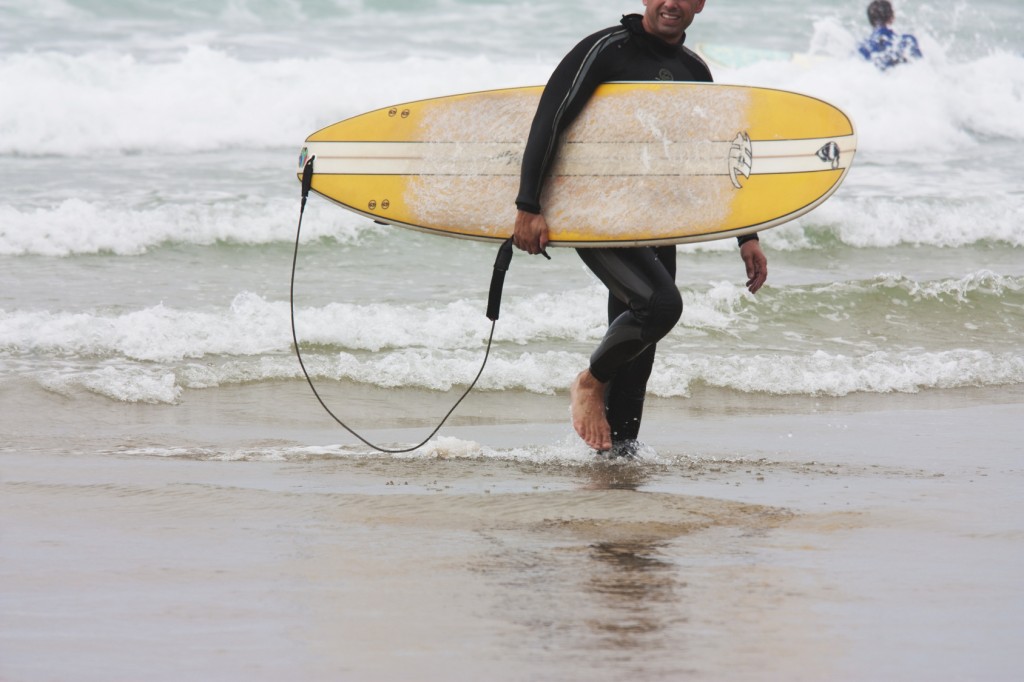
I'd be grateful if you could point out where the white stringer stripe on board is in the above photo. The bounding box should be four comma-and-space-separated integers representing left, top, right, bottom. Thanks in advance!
304, 136, 856, 177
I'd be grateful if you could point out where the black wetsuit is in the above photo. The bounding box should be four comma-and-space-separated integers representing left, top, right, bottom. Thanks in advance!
516, 14, 757, 448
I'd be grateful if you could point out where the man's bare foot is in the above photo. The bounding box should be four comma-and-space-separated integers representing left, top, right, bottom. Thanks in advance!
570, 370, 611, 451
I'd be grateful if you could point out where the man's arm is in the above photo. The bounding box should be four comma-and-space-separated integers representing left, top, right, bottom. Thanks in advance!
513, 209, 550, 255
514, 28, 627, 253
740, 239, 768, 293
902, 33, 922, 60
516, 30, 625, 213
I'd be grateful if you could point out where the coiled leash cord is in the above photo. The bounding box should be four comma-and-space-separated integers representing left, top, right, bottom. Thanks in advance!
289, 156, 514, 453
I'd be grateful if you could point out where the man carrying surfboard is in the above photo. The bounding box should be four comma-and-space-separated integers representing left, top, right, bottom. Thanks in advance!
512, 0, 768, 454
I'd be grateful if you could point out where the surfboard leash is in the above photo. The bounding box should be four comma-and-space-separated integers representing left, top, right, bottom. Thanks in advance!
290, 156, 510, 454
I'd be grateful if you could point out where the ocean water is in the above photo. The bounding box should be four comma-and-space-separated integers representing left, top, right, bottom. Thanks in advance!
4, 3, 1024, 681
1, 0, 1022, 447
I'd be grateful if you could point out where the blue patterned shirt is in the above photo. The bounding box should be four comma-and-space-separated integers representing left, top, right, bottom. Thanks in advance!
859, 26, 922, 70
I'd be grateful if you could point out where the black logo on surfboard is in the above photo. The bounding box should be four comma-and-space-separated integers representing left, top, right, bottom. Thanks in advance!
817, 141, 841, 169
729, 132, 753, 189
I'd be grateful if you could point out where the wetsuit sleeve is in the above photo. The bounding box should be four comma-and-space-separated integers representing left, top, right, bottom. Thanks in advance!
515, 31, 624, 214
903, 34, 922, 59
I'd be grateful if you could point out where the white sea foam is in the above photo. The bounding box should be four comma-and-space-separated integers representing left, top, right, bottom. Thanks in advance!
38, 364, 182, 403
16, 342, 1023, 405
872, 270, 1023, 300
119, 435, 610, 466
655, 349, 1024, 397
0, 196, 375, 256
3, 271, 1019, 363
0, 295, 285, 363
3, 271, 1021, 403
0, 48, 551, 157
1, 24, 1020, 159
0, 187, 1016, 256
789, 194, 1024, 248
723, 48, 1024, 154
0, 283, 763, 365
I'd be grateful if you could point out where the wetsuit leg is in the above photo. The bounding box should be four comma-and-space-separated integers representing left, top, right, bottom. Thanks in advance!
599, 246, 678, 445
576, 246, 681, 423
604, 313, 655, 442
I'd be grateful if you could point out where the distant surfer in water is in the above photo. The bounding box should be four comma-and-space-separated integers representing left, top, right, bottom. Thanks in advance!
858, 0, 922, 70
512, 0, 768, 455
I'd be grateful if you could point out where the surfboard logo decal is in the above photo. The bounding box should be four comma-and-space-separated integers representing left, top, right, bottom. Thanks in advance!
817, 141, 841, 169
298, 146, 309, 170
729, 132, 753, 189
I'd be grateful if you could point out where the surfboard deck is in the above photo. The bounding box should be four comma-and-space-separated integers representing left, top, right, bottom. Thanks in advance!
298, 82, 856, 247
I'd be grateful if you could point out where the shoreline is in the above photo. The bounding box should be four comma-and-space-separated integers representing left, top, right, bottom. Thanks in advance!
3, 378, 1021, 453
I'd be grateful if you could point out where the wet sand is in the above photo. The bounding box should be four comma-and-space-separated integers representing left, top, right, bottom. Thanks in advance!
2, 383, 1023, 681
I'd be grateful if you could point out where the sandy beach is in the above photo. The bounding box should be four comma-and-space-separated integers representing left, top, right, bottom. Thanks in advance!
3, 383, 1022, 681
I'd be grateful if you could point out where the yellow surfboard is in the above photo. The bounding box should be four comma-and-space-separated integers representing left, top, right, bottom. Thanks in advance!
298, 82, 856, 246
